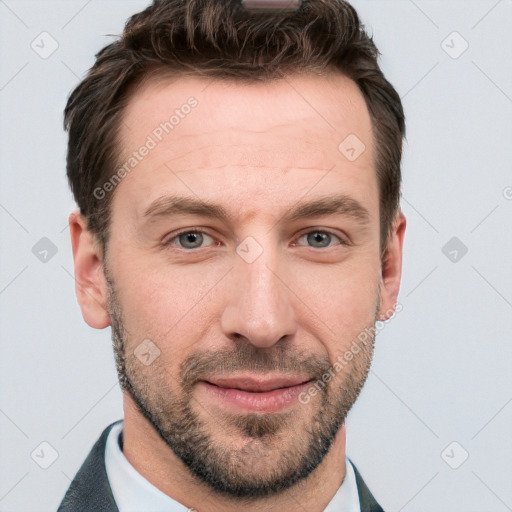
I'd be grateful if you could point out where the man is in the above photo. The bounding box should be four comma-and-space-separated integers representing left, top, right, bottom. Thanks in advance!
58, 0, 406, 510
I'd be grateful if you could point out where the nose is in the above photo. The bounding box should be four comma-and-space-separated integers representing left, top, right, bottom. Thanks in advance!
220, 243, 298, 349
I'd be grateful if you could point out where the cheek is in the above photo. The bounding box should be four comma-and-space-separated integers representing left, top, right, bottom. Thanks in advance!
112, 255, 227, 354
289, 254, 380, 355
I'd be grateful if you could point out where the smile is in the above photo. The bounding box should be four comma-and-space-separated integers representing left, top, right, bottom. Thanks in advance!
198, 374, 313, 412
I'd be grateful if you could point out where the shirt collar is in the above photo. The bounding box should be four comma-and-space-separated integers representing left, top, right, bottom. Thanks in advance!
105, 420, 361, 512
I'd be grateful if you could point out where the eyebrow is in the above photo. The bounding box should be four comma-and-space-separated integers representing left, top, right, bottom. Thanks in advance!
142, 193, 370, 225
143, 195, 230, 222
285, 195, 370, 224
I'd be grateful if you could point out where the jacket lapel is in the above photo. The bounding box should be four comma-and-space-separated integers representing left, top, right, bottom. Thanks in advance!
57, 422, 120, 512
351, 462, 385, 512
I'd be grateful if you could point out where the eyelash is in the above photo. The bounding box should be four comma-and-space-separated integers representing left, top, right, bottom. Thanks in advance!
163, 228, 348, 250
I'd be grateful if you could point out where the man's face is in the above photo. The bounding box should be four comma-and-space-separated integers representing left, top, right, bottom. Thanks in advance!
93, 72, 398, 497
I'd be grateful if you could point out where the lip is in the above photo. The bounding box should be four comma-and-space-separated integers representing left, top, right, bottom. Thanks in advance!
198, 374, 313, 412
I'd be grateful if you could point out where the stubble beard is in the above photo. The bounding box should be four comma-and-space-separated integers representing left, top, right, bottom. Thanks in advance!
106, 277, 377, 499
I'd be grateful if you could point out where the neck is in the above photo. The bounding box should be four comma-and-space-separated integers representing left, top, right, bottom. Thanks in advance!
122, 393, 348, 512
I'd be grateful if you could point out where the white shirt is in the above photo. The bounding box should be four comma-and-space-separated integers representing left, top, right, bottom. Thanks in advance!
105, 420, 361, 511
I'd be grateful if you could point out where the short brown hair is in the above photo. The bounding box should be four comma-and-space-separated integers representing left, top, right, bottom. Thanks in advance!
65, 0, 405, 253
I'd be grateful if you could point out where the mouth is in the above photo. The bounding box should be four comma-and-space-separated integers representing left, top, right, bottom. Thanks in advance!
198, 374, 314, 412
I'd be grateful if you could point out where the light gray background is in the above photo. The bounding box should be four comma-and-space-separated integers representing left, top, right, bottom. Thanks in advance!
1, 1, 511, 510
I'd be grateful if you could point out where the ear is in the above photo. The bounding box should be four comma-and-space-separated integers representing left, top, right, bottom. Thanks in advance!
378, 211, 406, 321
69, 210, 111, 329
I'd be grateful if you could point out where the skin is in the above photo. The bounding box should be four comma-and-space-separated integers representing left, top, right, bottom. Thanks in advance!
69, 72, 406, 512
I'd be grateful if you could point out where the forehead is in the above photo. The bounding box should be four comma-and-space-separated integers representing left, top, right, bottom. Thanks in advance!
114, 72, 376, 221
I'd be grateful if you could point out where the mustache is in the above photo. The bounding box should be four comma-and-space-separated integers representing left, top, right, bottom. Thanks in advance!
179, 343, 332, 388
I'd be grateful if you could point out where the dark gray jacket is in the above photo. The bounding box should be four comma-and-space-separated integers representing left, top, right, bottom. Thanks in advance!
58, 422, 384, 512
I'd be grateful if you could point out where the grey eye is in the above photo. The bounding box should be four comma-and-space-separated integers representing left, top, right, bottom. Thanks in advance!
178, 232, 205, 249
305, 232, 333, 248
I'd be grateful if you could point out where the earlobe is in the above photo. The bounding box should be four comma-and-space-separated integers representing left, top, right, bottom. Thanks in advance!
378, 212, 406, 321
69, 210, 111, 329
